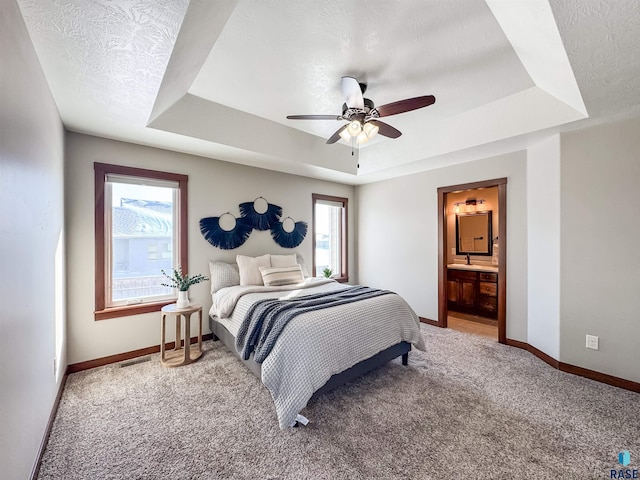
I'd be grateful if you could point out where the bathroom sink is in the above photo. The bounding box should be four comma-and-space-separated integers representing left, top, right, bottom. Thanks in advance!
447, 264, 498, 273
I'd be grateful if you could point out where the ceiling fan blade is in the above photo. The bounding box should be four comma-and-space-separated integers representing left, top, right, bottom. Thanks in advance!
341, 76, 364, 110
369, 120, 402, 139
287, 115, 342, 120
376, 95, 436, 117
327, 125, 348, 144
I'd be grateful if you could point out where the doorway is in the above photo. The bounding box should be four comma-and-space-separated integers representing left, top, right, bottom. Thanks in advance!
437, 178, 507, 343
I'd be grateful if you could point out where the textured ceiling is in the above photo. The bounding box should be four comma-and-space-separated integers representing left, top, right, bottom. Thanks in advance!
17, 0, 189, 125
191, 0, 532, 141
550, 0, 640, 120
15, 0, 640, 184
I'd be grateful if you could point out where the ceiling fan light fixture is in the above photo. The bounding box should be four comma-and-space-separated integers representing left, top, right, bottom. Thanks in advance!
356, 122, 379, 144
347, 120, 362, 136
356, 131, 369, 144
339, 128, 352, 143
363, 122, 379, 139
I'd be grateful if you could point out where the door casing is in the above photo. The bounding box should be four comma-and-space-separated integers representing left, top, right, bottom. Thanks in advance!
437, 178, 507, 343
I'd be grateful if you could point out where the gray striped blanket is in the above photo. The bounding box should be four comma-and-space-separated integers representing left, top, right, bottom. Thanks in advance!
235, 286, 392, 363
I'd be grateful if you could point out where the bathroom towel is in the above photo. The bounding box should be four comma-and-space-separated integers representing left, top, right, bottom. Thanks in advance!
460, 237, 474, 251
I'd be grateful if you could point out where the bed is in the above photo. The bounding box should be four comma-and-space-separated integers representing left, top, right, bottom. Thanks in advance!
208, 254, 426, 429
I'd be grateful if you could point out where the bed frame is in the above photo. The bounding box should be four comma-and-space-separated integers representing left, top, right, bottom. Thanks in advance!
209, 316, 411, 401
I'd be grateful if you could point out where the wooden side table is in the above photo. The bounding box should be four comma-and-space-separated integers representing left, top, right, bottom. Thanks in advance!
160, 303, 203, 367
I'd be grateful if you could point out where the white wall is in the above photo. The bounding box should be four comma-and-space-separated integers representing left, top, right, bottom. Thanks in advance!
527, 134, 560, 358
0, 1, 66, 478
560, 116, 640, 382
65, 133, 355, 364
356, 151, 528, 342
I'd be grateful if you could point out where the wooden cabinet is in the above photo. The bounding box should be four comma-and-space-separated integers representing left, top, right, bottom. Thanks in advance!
447, 269, 498, 319
447, 270, 476, 308
478, 272, 497, 316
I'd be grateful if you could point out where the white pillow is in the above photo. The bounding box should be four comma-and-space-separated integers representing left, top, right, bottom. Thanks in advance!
271, 253, 310, 278
208, 261, 240, 294
236, 254, 271, 286
259, 265, 305, 287
270, 254, 297, 268
295, 254, 310, 278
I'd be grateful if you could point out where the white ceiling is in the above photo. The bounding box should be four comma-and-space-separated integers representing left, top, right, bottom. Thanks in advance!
16, 0, 640, 185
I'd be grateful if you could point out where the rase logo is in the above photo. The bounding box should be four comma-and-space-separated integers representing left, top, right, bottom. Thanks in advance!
610, 451, 638, 479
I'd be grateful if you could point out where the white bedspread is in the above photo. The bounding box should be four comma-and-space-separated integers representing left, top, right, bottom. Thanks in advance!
210, 281, 426, 429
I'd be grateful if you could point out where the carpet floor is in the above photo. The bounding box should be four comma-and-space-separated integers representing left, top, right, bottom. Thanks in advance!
38, 324, 639, 479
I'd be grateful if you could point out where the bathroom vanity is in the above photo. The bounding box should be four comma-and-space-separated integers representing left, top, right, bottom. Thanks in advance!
447, 264, 498, 319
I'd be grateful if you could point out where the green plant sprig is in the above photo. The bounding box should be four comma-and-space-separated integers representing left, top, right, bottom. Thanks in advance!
161, 266, 209, 291
322, 267, 333, 278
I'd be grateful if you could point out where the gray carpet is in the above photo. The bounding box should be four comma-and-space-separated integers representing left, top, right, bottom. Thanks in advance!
38, 324, 639, 479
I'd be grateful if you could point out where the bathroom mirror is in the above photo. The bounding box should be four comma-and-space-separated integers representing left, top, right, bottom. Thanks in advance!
456, 211, 492, 255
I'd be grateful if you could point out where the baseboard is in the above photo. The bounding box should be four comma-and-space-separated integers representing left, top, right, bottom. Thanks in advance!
505, 339, 560, 369
506, 338, 639, 394
559, 362, 640, 393
68, 333, 214, 373
30, 372, 68, 480
419, 316, 439, 326
420, 323, 631, 390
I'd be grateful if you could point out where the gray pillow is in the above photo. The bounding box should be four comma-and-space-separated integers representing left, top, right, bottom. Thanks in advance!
209, 260, 240, 294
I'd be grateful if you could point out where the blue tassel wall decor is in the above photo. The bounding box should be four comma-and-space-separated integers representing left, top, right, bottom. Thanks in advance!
239, 197, 282, 230
270, 217, 307, 248
199, 214, 253, 250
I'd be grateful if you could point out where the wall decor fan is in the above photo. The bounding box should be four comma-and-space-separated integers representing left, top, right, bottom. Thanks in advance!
286, 76, 435, 145
199, 197, 308, 250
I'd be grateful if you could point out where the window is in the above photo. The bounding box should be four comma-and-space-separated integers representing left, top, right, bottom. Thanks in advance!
161, 242, 172, 260
94, 163, 188, 320
147, 243, 159, 261
312, 194, 348, 282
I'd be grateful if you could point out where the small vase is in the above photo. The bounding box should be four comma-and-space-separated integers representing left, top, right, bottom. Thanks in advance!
176, 290, 190, 309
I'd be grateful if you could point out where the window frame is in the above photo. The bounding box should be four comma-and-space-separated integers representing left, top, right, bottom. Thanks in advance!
312, 193, 348, 283
94, 162, 188, 320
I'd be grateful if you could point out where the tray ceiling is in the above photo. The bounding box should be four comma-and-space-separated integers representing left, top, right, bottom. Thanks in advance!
16, 0, 640, 184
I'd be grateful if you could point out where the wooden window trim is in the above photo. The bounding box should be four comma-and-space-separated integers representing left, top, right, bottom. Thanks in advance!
94, 163, 188, 320
312, 193, 349, 282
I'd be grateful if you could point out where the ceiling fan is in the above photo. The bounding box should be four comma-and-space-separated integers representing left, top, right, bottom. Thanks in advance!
286, 76, 436, 145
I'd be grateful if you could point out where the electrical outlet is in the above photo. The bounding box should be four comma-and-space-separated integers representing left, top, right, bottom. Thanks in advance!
586, 335, 599, 350
451, 247, 456, 256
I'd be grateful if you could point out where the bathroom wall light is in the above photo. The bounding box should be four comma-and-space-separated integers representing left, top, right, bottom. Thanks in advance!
453, 199, 486, 214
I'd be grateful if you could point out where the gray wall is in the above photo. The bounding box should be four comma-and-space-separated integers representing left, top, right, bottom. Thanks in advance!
560, 116, 640, 382
65, 132, 355, 364
0, 1, 66, 478
356, 151, 528, 342
358, 117, 640, 384
527, 134, 561, 358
